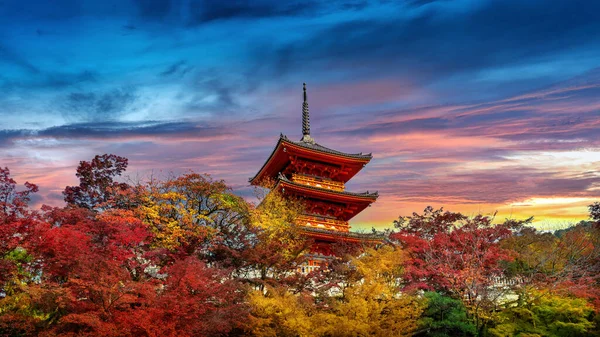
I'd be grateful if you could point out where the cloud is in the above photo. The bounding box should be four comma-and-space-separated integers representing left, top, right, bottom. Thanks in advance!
0, 44, 39, 74
0, 120, 234, 148
262, 0, 600, 91
1, 0, 600, 228
159, 60, 192, 77
133, 0, 172, 20
187, 0, 309, 24
61, 88, 137, 122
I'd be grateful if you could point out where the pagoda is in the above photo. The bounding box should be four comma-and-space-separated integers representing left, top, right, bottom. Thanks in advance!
250, 84, 379, 267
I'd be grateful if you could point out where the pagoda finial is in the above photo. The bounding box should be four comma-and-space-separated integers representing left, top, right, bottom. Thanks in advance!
301, 83, 315, 144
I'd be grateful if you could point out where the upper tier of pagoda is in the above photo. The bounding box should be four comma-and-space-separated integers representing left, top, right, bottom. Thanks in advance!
249, 83, 378, 228
249, 134, 373, 186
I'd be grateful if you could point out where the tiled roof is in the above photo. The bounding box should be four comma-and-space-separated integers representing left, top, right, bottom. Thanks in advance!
277, 173, 379, 199
280, 134, 373, 160
249, 134, 373, 183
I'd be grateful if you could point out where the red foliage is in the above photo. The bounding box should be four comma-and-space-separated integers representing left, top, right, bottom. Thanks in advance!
17, 207, 246, 336
391, 207, 524, 295
0, 167, 38, 285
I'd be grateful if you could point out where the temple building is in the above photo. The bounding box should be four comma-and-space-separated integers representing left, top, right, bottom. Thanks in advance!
250, 84, 380, 270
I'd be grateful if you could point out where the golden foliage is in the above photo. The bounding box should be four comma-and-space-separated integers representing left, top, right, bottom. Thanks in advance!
248, 247, 424, 337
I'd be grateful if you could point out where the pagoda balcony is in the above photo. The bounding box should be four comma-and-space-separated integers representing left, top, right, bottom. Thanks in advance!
296, 214, 350, 232
296, 256, 330, 274
290, 173, 345, 191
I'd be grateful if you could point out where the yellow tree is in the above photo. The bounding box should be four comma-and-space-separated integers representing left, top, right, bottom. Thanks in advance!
313, 246, 424, 337
247, 246, 424, 337
135, 172, 249, 255
243, 189, 312, 290
247, 287, 315, 337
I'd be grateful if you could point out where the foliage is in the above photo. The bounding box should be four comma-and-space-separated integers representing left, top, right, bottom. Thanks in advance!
243, 191, 311, 290
134, 172, 246, 254
248, 246, 424, 337
391, 207, 531, 333
0, 167, 38, 225
589, 202, 600, 226
313, 247, 424, 337
502, 223, 600, 312
489, 290, 595, 337
416, 292, 476, 337
247, 287, 314, 337
0, 167, 38, 301
63, 154, 130, 210
2, 156, 600, 336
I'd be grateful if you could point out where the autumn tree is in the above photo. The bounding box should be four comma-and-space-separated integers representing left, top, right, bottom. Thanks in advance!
489, 289, 596, 337
502, 223, 600, 312
63, 154, 130, 210
247, 286, 315, 337
241, 190, 312, 290
248, 246, 424, 337
1, 207, 249, 336
2, 162, 251, 336
0, 167, 38, 310
0, 167, 38, 225
391, 207, 530, 334
133, 172, 249, 257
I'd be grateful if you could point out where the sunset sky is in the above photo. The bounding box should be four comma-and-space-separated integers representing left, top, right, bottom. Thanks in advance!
1, 0, 600, 230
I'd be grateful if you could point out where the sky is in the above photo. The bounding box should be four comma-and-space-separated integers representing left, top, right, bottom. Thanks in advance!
1, 0, 600, 230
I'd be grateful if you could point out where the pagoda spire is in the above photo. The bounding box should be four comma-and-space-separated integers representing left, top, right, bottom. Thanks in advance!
301, 83, 315, 144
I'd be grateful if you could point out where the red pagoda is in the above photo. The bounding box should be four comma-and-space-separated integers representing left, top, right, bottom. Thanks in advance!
250, 84, 380, 268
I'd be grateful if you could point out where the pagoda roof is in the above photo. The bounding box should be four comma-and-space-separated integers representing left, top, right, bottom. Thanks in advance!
249, 134, 372, 185
276, 173, 379, 200
275, 173, 377, 221
280, 134, 373, 160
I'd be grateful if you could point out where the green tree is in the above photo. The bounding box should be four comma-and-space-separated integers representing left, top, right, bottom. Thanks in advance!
489, 290, 595, 337
417, 292, 476, 337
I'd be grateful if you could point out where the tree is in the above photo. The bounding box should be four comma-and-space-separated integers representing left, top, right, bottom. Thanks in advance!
248, 246, 424, 337
313, 246, 424, 337
502, 224, 600, 312
489, 290, 596, 337
247, 286, 315, 337
0, 167, 38, 225
133, 257, 248, 337
0, 167, 38, 302
2, 207, 249, 336
391, 207, 530, 334
589, 202, 600, 226
135, 172, 249, 256
63, 154, 130, 210
242, 190, 311, 291
416, 292, 476, 337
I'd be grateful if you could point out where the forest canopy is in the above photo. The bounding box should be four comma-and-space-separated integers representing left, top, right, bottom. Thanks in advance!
0, 154, 599, 337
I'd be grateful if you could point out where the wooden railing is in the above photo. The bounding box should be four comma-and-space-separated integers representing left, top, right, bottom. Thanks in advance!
291, 173, 345, 191
296, 255, 333, 274
296, 214, 350, 232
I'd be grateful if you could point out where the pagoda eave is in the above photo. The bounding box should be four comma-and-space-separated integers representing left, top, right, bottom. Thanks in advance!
275, 177, 377, 221
249, 135, 372, 185
277, 178, 378, 202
